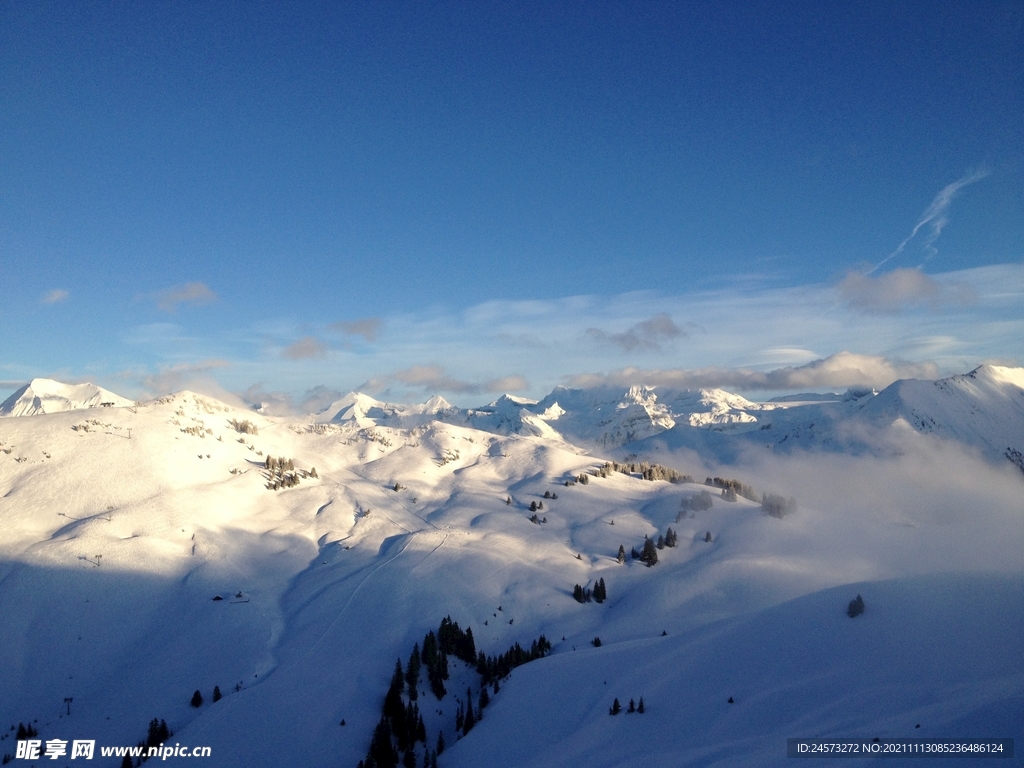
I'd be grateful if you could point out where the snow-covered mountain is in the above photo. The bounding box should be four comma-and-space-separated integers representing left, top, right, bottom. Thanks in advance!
0, 378, 134, 417
1, 374, 1021, 767
299, 365, 1024, 472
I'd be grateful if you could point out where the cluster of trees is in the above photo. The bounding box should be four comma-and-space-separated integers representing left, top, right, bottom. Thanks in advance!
680, 490, 714, 515
228, 418, 258, 435
706, 477, 758, 501
263, 456, 318, 491
542, 490, 558, 499
365, 660, 429, 768
572, 578, 607, 603
529, 500, 544, 512
359, 616, 552, 768
761, 494, 797, 519
593, 461, 693, 484
609, 697, 646, 715
14, 723, 38, 740
627, 528, 678, 566
528, 514, 547, 524
114, 718, 172, 767
188, 686, 223, 707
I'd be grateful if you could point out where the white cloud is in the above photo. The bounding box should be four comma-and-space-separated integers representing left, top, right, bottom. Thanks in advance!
283, 337, 329, 360
565, 352, 940, 392
155, 282, 218, 312
329, 317, 382, 342
42, 289, 69, 305
138, 359, 235, 400
872, 169, 989, 272
837, 268, 975, 313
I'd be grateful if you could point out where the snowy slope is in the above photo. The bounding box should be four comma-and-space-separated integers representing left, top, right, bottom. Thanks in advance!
0, 382, 1022, 767
0, 378, 134, 417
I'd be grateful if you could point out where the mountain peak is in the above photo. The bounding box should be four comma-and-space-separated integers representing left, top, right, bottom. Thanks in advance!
0, 378, 133, 417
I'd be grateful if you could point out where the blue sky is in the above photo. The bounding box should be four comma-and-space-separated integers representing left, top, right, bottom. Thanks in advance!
1, 1, 1022, 408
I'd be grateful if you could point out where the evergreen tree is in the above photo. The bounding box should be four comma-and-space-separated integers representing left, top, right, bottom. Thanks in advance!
369, 716, 398, 768
406, 644, 421, 701
530, 501, 537, 512
403, 750, 416, 768
212, 685, 222, 702
479, 686, 490, 710
847, 594, 865, 618
617, 544, 626, 563
463, 688, 476, 734
627, 698, 635, 713
436, 731, 445, 756
609, 698, 621, 715
190, 689, 203, 708
637, 697, 645, 713
640, 536, 658, 566
657, 534, 665, 549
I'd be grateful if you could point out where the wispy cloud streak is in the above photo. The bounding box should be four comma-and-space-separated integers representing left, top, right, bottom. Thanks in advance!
871, 169, 989, 274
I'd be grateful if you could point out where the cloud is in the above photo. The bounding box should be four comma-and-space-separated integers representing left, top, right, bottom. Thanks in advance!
565, 352, 940, 392
329, 317, 382, 342
238, 383, 344, 416
586, 313, 684, 352
139, 359, 234, 400
484, 375, 529, 392
42, 289, 69, 305
838, 268, 976, 313
872, 169, 989, 272
299, 385, 345, 413
156, 282, 218, 312
283, 337, 329, 360
360, 365, 529, 397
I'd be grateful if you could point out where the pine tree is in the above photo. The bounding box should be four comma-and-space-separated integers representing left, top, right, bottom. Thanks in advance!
617, 545, 626, 563
190, 689, 203, 708
406, 644, 421, 701
479, 686, 490, 710
637, 697, 645, 713
847, 594, 865, 618
436, 731, 445, 756
369, 715, 398, 768
463, 688, 477, 734
640, 536, 658, 566
609, 698, 621, 715
627, 698, 635, 713
212, 685, 222, 702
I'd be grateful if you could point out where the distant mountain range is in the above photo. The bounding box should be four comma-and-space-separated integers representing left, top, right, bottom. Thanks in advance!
5, 364, 1023, 471
306, 364, 1024, 470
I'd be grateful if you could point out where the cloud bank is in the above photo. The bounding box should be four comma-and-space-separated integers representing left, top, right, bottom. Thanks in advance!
837, 268, 975, 313
566, 352, 940, 392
